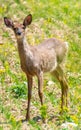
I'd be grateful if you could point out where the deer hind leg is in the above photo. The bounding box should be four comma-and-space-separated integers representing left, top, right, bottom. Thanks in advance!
52, 66, 68, 110
38, 71, 43, 105
57, 66, 68, 108
26, 75, 33, 121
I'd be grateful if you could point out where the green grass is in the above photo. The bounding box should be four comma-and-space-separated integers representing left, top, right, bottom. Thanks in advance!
0, 0, 81, 129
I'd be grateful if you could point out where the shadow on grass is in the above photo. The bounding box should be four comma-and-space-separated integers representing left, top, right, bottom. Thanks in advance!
0, 122, 9, 124
18, 114, 60, 124
20, 116, 42, 123
17, 116, 47, 124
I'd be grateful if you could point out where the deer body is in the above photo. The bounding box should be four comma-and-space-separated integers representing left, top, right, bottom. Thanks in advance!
18, 38, 57, 75
4, 14, 69, 121
17, 37, 67, 75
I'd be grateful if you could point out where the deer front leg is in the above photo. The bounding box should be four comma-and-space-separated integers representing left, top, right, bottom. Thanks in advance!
38, 71, 43, 105
38, 71, 46, 122
26, 75, 33, 121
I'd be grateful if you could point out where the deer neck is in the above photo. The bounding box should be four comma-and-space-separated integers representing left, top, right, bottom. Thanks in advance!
17, 37, 33, 62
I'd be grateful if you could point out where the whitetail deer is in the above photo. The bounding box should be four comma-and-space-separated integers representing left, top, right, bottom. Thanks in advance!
4, 14, 68, 121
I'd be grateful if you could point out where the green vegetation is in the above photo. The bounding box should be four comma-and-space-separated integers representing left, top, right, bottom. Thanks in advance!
0, 0, 81, 129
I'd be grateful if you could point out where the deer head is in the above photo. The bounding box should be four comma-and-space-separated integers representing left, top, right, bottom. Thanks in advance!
4, 14, 32, 40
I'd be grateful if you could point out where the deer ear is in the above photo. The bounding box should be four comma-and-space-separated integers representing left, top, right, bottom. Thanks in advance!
23, 14, 32, 27
4, 17, 14, 28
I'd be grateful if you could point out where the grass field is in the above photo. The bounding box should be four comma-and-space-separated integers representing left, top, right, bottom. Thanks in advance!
0, 0, 81, 129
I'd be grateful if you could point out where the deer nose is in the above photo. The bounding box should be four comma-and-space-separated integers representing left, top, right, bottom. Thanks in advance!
16, 29, 21, 35
17, 32, 21, 35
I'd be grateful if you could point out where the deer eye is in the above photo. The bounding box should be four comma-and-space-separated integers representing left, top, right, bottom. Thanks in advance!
22, 26, 25, 29
13, 27, 17, 31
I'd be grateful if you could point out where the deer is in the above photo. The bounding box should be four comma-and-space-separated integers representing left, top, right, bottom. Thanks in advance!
4, 14, 68, 121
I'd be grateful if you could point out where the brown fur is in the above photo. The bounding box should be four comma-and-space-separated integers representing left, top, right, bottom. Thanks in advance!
4, 14, 69, 121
